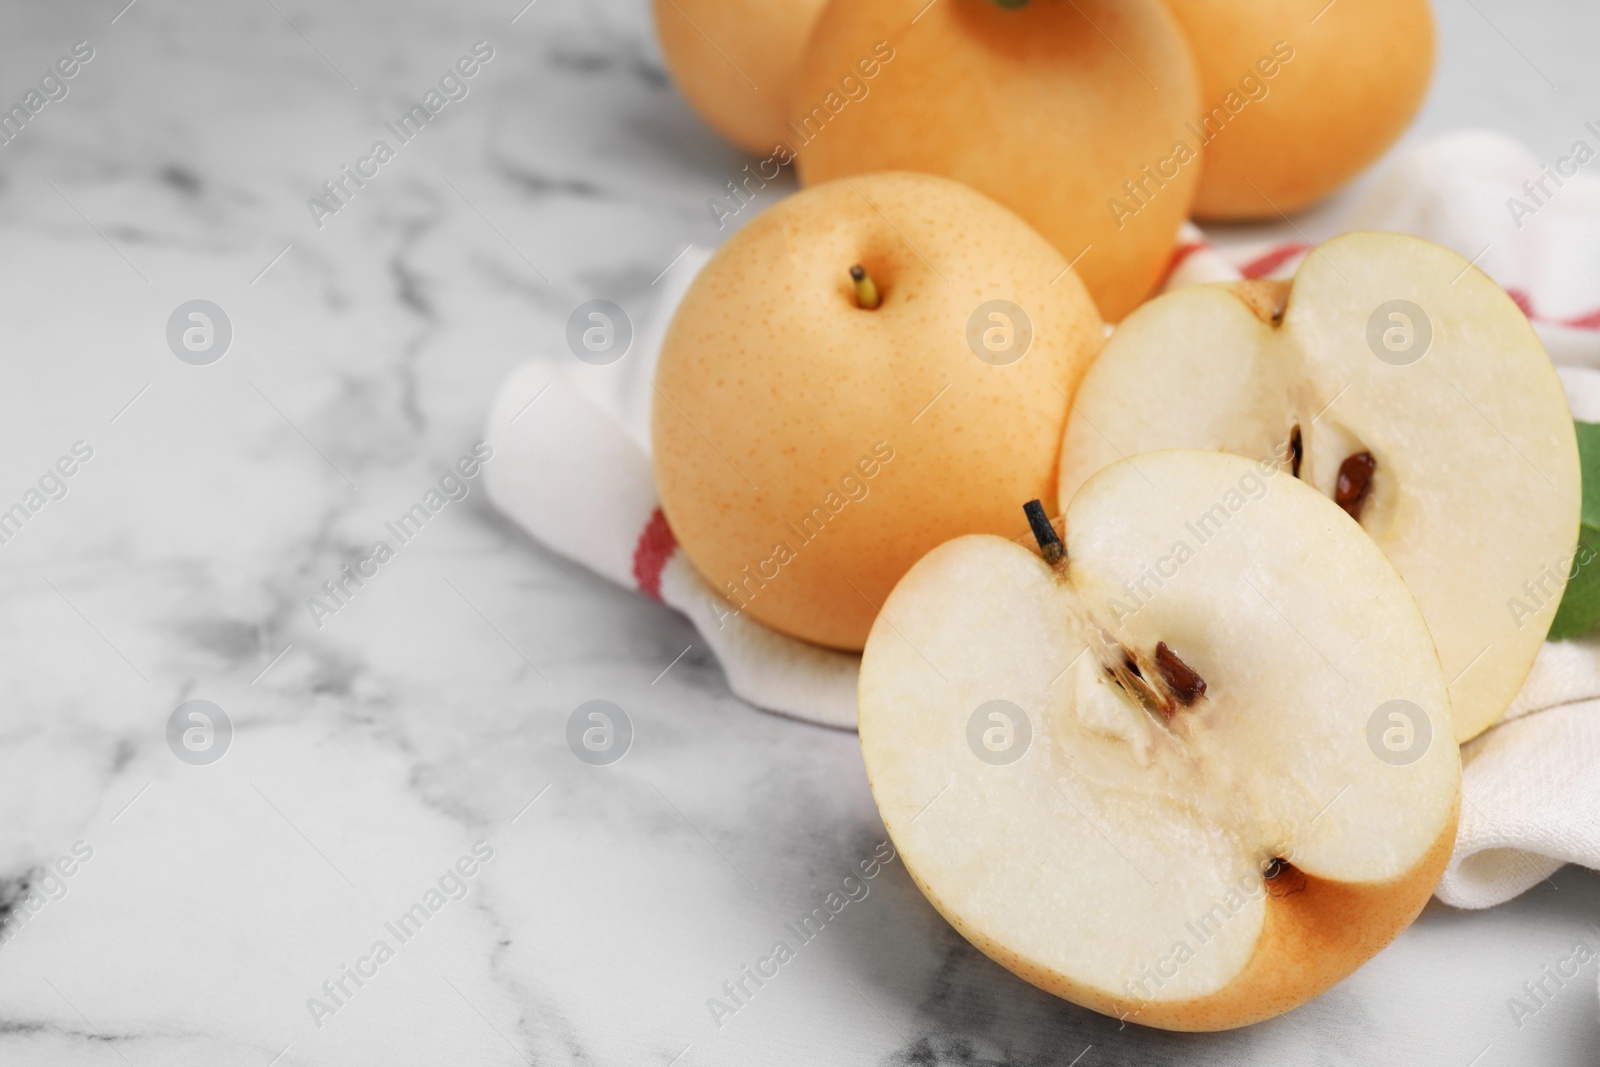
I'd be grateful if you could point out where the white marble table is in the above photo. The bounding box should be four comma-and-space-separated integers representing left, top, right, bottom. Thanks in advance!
0, 1, 1596, 1064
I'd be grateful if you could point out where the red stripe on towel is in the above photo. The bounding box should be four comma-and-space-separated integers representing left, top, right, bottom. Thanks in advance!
1168, 241, 1207, 273
1505, 287, 1535, 319
1180, 237, 1600, 331
1239, 243, 1312, 279
632, 507, 677, 601
1157, 241, 1209, 289
1499, 287, 1600, 330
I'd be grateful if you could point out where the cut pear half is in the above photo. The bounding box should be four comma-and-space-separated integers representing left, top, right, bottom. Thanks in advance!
859, 450, 1460, 1031
1059, 231, 1581, 742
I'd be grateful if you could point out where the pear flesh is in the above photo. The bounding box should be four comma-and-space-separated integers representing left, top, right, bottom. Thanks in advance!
1059, 231, 1581, 742
859, 450, 1460, 1031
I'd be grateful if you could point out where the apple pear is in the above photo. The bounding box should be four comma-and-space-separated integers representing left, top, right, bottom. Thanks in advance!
652, 171, 1103, 650
1166, 0, 1435, 218
1058, 231, 1581, 742
859, 449, 1461, 1030
651, 0, 829, 155
789, 0, 1202, 321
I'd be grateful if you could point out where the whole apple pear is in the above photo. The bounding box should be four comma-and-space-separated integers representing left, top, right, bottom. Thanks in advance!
790, 0, 1202, 321
651, 0, 829, 155
1166, 0, 1436, 218
652, 172, 1103, 650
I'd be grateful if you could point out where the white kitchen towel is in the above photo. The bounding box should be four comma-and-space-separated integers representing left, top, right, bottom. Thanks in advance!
1165, 129, 1600, 368
484, 246, 863, 730
486, 129, 1600, 906
1430, 367, 1600, 912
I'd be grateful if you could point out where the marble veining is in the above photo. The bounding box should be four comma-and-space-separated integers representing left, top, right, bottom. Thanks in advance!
0, 1, 1597, 1065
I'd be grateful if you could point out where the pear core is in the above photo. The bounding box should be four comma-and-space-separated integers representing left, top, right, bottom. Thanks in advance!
1059, 232, 1582, 742
860, 450, 1461, 1030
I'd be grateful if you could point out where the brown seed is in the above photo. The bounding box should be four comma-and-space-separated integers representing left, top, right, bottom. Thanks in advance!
1335, 451, 1377, 521
1154, 641, 1206, 706
1262, 858, 1308, 898
1288, 425, 1303, 478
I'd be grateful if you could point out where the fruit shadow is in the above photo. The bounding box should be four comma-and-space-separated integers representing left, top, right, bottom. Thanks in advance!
823, 861, 1600, 1065
820, 856, 1273, 1066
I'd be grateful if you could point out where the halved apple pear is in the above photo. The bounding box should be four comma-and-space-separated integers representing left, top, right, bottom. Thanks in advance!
859, 450, 1460, 1031
1059, 231, 1580, 742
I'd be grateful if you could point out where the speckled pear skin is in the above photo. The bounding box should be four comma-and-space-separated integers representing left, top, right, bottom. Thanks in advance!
652, 172, 1103, 650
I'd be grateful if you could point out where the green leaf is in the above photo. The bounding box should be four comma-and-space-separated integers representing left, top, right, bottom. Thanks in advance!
1548, 525, 1600, 640
1549, 421, 1600, 640
1576, 421, 1600, 529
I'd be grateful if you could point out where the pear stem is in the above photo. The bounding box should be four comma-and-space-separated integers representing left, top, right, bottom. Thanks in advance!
1022, 499, 1064, 565
849, 264, 880, 310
